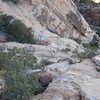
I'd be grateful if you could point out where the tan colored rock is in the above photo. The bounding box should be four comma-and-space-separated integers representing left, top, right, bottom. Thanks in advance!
32, 59, 100, 100
0, 0, 95, 43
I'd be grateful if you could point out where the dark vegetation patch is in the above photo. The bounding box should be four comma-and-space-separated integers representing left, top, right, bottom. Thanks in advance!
0, 48, 47, 100
0, 13, 36, 44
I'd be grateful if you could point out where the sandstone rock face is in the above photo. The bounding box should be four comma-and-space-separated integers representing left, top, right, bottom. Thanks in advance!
0, 0, 95, 43
32, 59, 100, 100
0, 0, 99, 100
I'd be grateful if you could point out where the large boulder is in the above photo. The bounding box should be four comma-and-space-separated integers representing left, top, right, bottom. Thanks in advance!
32, 59, 100, 100
0, 0, 95, 43
92, 55, 100, 66
0, 39, 84, 63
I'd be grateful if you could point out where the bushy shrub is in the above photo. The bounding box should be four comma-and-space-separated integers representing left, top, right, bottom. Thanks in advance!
0, 13, 36, 44
82, 35, 99, 51
2, 0, 19, 4
5, 20, 35, 44
0, 14, 12, 31
0, 48, 44, 100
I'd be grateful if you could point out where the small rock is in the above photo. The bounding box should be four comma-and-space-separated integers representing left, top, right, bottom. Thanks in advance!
92, 55, 100, 66
38, 73, 52, 86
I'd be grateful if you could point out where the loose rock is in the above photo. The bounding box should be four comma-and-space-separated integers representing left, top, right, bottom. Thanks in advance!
38, 73, 52, 86
92, 55, 100, 66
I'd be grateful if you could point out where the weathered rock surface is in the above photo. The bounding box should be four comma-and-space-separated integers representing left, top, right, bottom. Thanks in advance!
0, 0, 95, 43
32, 59, 100, 100
0, 0, 99, 100
92, 55, 100, 71
0, 40, 84, 63
92, 55, 100, 66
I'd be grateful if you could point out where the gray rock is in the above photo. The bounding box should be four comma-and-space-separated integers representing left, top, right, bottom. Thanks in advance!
0, 0, 99, 100
32, 59, 100, 100
92, 55, 100, 66
38, 73, 52, 86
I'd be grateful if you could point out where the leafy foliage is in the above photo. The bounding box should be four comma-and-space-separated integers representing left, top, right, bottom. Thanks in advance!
0, 48, 44, 100
0, 13, 36, 44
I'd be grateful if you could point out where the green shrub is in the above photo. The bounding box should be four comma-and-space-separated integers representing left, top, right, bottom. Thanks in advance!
82, 35, 99, 51
0, 48, 37, 70
0, 13, 36, 44
0, 48, 44, 100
